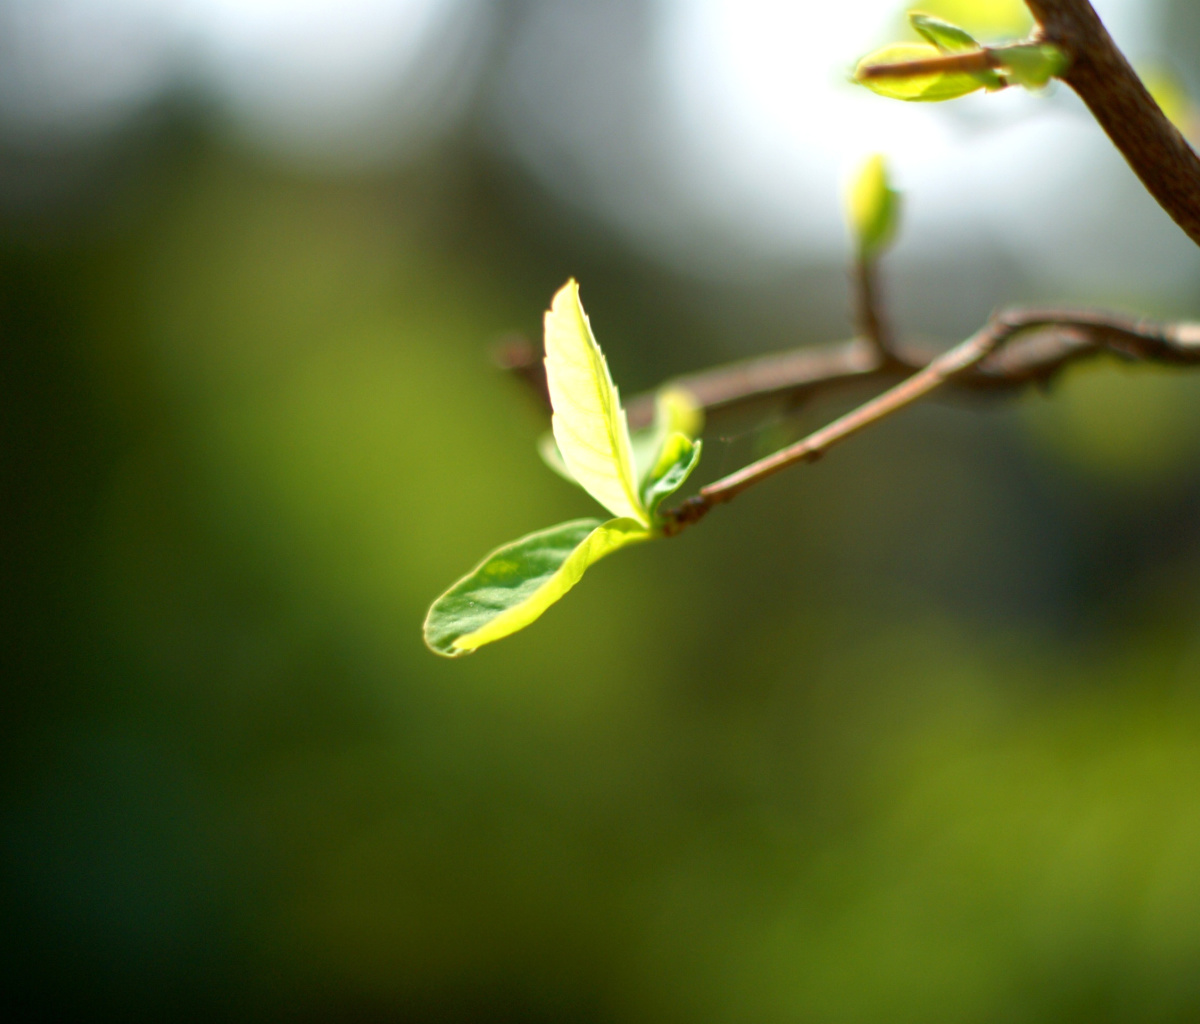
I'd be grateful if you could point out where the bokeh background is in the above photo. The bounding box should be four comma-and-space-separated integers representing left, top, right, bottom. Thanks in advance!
7, 0, 1200, 1020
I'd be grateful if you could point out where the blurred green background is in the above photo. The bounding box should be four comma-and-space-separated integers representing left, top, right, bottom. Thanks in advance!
6, 0, 1200, 1020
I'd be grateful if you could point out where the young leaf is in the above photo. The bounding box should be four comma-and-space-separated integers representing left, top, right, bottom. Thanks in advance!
424, 517, 652, 657
855, 43, 985, 102
630, 386, 704, 484
642, 434, 703, 519
847, 154, 901, 260
997, 43, 1069, 89
544, 280, 649, 527
910, 12, 1004, 90
543, 385, 704, 492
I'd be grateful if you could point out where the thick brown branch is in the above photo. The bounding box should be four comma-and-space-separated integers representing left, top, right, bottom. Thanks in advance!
625, 337, 881, 429
1025, 0, 1200, 248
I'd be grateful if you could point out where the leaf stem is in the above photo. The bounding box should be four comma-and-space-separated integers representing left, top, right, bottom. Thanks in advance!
857, 49, 1001, 81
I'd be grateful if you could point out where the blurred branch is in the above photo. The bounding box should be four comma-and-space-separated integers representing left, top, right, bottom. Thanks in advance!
660, 308, 1200, 535
853, 252, 899, 365
498, 309, 1200, 427
1024, 0, 1200, 247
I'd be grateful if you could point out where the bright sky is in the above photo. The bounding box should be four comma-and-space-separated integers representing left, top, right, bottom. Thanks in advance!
1, 0, 1192, 291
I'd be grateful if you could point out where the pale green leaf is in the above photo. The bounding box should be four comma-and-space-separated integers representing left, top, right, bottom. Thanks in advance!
910, 12, 979, 52
910, 11, 1003, 89
847, 154, 901, 259
856, 42, 985, 102
424, 517, 652, 656
544, 280, 648, 526
642, 434, 703, 519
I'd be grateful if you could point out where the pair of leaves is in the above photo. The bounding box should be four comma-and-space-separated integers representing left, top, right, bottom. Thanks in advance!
425, 280, 703, 657
856, 11, 1068, 103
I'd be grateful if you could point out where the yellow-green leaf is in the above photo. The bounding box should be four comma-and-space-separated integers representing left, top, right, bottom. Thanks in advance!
910, 11, 979, 52
544, 279, 648, 527
630, 385, 704, 484
856, 42, 985, 102
847, 154, 901, 259
642, 434, 703, 518
910, 11, 1004, 90
424, 517, 652, 656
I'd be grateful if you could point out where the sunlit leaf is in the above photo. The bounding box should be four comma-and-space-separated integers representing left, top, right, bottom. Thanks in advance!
642, 434, 703, 519
424, 517, 652, 656
855, 43, 985, 102
544, 384, 703, 495
544, 279, 649, 527
998, 43, 1069, 89
847, 154, 901, 259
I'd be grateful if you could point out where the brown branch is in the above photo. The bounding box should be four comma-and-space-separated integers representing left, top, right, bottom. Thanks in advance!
499, 309, 1200, 428
660, 308, 1200, 535
624, 337, 881, 430
1024, 0, 1200, 248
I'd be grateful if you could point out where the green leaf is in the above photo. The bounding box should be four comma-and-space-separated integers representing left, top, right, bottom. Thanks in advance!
630, 385, 704, 483
998, 43, 1069, 89
910, 11, 1003, 90
543, 279, 649, 527
847, 154, 901, 260
855, 43, 985, 102
642, 434, 703, 519
424, 517, 653, 657
909, 11, 979, 52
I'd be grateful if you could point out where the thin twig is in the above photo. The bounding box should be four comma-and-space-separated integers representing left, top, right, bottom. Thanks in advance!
662, 318, 1010, 534
660, 309, 1200, 535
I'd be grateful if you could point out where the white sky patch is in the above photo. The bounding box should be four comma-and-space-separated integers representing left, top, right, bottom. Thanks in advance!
653, 0, 1176, 283
182, 0, 482, 163
0, 0, 479, 163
